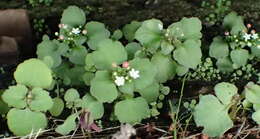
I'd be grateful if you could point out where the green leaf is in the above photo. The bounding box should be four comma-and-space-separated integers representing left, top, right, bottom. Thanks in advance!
14, 59, 53, 89
125, 42, 141, 60
0, 90, 10, 114
114, 97, 150, 123
49, 97, 64, 117
90, 71, 118, 103
81, 94, 104, 119
223, 12, 246, 35
253, 111, 260, 125
37, 39, 66, 68
130, 58, 157, 90
118, 82, 134, 95
111, 29, 123, 40
209, 37, 229, 59
168, 17, 202, 41
29, 88, 53, 112
176, 64, 189, 76
123, 21, 141, 42
214, 82, 238, 105
244, 82, 260, 104
230, 49, 249, 68
64, 88, 80, 102
151, 53, 177, 83
92, 39, 127, 70
194, 95, 233, 137
251, 45, 260, 58
85, 21, 110, 50
55, 113, 78, 135
83, 72, 95, 86
7, 108, 47, 136
137, 82, 159, 103
216, 57, 234, 73
161, 40, 174, 55
135, 19, 163, 52
61, 6, 86, 27
173, 40, 202, 69
2, 84, 27, 109
68, 46, 88, 65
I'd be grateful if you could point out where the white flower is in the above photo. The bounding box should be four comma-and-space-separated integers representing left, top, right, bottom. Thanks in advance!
243, 33, 251, 41
252, 33, 259, 39
158, 23, 163, 30
114, 76, 125, 86
257, 45, 260, 49
129, 69, 140, 79
63, 24, 68, 29
71, 28, 81, 35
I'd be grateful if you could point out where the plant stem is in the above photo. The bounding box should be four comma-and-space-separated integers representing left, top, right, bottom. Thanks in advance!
173, 74, 187, 139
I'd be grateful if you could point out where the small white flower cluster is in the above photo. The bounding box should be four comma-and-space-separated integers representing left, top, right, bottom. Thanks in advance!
225, 24, 260, 49
113, 62, 140, 86
55, 24, 87, 41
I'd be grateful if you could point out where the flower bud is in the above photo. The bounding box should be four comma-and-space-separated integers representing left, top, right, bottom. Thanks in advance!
122, 61, 129, 68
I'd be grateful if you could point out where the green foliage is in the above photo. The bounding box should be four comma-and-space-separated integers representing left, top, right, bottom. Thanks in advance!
223, 12, 246, 35
81, 94, 104, 119
194, 95, 233, 137
7, 108, 47, 136
114, 97, 150, 124
91, 39, 127, 70
123, 21, 141, 42
29, 88, 53, 112
90, 71, 118, 103
14, 59, 53, 89
85, 21, 110, 50
61, 6, 86, 27
49, 97, 64, 117
209, 37, 229, 59
194, 82, 238, 137
55, 113, 78, 135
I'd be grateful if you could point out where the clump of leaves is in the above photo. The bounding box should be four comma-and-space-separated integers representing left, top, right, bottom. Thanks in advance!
193, 82, 239, 137
1, 59, 53, 136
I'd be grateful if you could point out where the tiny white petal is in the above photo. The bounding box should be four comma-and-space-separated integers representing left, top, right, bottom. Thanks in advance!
257, 45, 260, 49
129, 69, 140, 79
63, 24, 68, 29
243, 33, 251, 41
114, 76, 125, 86
71, 28, 81, 35
252, 33, 259, 39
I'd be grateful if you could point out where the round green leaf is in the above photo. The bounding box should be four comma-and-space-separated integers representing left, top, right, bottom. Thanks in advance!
61, 6, 86, 27
137, 82, 159, 103
83, 72, 95, 86
85, 21, 110, 50
135, 19, 163, 52
81, 94, 104, 119
176, 64, 189, 76
29, 88, 53, 112
2, 84, 27, 109
90, 71, 118, 103
194, 95, 233, 137
125, 42, 141, 60
123, 21, 141, 42
214, 82, 238, 105
168, 17, 202, 41
92, 39, 127, 70
216, 57, 234, 73
55, 113, 78, 135
49, 97, 64, 117
68, 46, 88, 65
130, 58, 157, 90
209, 37, 229, 59
14, 59, 53, 89
151, 53, 177, 83
223, 12, 246, 35
111, 29, 123, 40
7, 108, 47, 136
173, 40, 202, 69
64, 88, 80, 102
230, 49, 249, 68
114, 97, 150, 123
118, 82, 134, 95
252, 110, 260, 125
244, 82, 260, 104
